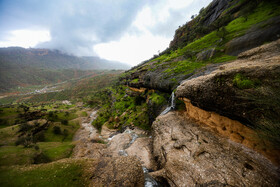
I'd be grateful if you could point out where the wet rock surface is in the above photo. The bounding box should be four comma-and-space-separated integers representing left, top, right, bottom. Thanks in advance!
126, 137, 156, 170
151, 111, 280, 186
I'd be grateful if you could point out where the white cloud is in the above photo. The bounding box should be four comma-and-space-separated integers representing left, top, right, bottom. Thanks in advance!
0, 29, 50, 48
94, 33, 170, 66
0, 0, 213, 65
94, 0, 212, 66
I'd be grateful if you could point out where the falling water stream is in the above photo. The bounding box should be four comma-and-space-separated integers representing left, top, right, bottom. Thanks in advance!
160, 91, 175, 115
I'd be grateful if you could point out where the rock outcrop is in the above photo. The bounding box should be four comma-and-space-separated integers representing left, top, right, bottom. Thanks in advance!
225, 16, 280, 55
176, 40, 280, 164
88, 156, 144, 187
151, 111, 280, 186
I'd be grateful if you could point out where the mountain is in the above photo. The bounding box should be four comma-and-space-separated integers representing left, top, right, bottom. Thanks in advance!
0, 47, 130, 70
0, 47, 130, 92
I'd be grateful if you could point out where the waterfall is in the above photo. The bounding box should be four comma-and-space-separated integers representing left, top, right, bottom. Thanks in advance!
160, 91, 175, 115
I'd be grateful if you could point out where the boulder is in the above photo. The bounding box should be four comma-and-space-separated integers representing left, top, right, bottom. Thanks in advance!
151, 112, 280, 186
196, 48, 216, 61
89, 156, 145, 186
126, 137, 156, 170
106, 133, 132, 157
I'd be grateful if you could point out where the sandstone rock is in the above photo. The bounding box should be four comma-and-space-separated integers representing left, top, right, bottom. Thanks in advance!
152, 112, 280, 186
126, 137, 156, 170
89, 156, 144, 187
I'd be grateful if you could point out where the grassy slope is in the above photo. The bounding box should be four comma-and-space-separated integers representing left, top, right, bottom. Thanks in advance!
122, 1, 280, 90
0, 159, 88, 187
0, 70, 122, 105
0, 103, 82, 166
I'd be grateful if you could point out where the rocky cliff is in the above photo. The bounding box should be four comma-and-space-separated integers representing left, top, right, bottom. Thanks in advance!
176, 40, 280, 164
115, 0, 280, 186
72, 0, 280, 186
146, 40, 280, 185
120, 0, 280, 93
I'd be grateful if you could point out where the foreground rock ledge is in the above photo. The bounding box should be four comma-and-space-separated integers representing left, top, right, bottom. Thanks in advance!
176, 39, 280, 164
151, 111, 280, 186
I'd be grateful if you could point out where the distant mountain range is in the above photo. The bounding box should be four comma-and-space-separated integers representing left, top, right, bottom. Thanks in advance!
0, 47, 131, 92
0, 47, 130, 70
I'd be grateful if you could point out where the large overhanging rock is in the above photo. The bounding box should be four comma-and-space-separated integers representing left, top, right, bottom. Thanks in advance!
176, 40, 280, 156
151, 112, 280, 186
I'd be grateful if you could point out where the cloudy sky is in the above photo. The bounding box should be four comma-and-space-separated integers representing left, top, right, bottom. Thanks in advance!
0, 0, 212, 66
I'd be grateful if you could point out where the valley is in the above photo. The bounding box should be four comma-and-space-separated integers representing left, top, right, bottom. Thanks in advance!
0, 0, 280, 186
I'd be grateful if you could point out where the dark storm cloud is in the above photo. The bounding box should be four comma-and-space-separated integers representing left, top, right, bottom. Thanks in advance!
0, 0, 212, 56
0, 0, 150, 55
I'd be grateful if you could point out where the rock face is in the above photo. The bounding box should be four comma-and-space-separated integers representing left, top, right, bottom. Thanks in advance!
176, 40, 280, 162
151, 111, 280, 186
225, 16, 280, 55
196, 48, 216, 61
201, 0, 233, 26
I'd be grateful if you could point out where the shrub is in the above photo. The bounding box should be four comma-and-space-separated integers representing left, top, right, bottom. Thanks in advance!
18, 123, 32, 133
15, 136, 33, 147
216, 26, 228, 40
52, 126, 62, 135
32, 151, 51, 164
61, 119, 68, 125
62, 129, 69, 140
34, 131, 45, 142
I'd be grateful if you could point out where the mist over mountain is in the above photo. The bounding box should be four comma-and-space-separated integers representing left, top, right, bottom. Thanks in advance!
0, 47, 130, 70
0, 47, 130, 92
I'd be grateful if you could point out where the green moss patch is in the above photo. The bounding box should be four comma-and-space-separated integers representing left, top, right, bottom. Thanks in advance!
233, 73, 260, 89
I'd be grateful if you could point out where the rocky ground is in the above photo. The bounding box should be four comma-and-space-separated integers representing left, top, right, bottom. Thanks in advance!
72, 110, 158, 186
151, 111, 279, 186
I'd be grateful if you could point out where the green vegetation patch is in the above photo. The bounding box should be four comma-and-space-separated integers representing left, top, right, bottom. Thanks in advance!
233, 73, 260, 89
211, 55, 237, 63
0, 160, 87, 187
0, 146, 36, 166
149, 92, 166, 105
131, 78, 139, 84
92, 86, 168, 131
38, 142, 74, 161
163, 60, 207, 78
0, 125, 19, 146
44, 120, 79, 142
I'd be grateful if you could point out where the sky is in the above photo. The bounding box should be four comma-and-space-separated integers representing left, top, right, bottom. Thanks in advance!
0, 0, 212, 66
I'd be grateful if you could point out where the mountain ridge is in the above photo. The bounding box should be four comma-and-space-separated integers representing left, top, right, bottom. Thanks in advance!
0, 47, 131, 92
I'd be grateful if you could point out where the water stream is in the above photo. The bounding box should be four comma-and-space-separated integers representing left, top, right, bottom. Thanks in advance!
81, 110, 98, 139
160, 91, 175, 115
